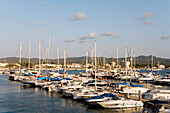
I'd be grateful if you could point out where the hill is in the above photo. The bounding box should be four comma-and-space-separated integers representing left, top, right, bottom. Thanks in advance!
0, 55, 170, 67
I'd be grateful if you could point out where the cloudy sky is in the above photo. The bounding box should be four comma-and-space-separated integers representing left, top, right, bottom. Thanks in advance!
0, 0, 170, 59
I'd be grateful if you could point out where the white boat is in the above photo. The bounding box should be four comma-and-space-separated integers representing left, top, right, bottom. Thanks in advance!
48, 83, 62, 92
98, 98, 143, 109
35, 80, 51, 87
86, 93, 116, 103
143, 89, 170, 100
154, 75, 170, 85
138, 73, 155, 83
123, 87, 149, 94
73, 89, 95, 100
122, 82, 149, 94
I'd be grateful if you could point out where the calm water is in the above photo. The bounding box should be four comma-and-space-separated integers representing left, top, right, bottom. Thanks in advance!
1, 69, 170, 113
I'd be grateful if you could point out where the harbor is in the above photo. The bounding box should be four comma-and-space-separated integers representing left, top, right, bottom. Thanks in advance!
1, 0, 170, 113
0, 67, 169, 113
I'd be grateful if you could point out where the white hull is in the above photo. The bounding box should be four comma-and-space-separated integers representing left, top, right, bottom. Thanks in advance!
98, 100, 143, 109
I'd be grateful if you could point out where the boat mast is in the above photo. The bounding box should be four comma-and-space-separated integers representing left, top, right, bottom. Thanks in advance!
44, 48, 48, 69
103, 50, 105, 69
134, 51, 136, 72
94, 40, 97, 91
28, 41, 31, 70
91, 48, 94, 68
117, 46, 119, 68
97, 50, 99, 70
39, 40, 41, 75
19, 40, 22, 74
47, 33, 51, 64
130, 45, 133, 82
64, 50, 66, 75
125, 46, 127, 81
158, 61, 159, 74
57, 48, 59, 73
152, 52, 153, 72
112, 49, 114, 69
86, 46, 88, 78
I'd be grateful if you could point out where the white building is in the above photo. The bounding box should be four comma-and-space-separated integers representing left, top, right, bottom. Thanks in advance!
0, 63, 8, 67
112, 62, 116, 67
159, 65, 165, 69
67, 63, 82, 68
121, 61, 130, 68
35, 64, 59, 68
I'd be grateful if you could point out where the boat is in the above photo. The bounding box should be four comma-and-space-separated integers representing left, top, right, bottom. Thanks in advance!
73, 88, 96, 100
122, 82, 149, 94
138, 72, 155, 83
143, 89, 170, 100
116, 81, 127, 85
98, 97, 143, 109
86, 93, 116, 103
154, 75, 170, 85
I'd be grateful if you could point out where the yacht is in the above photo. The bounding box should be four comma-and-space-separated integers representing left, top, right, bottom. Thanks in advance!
86, 93, 116, 103
138, 72, 155, 83
143, 89, 170, 100
98, 97, 143, 109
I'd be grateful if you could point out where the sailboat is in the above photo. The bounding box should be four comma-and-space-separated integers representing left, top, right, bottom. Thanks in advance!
9, 40, 24, 81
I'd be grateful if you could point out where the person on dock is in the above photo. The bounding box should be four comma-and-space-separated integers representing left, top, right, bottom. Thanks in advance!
138, 90, 142, 101
125, 93, 128, 99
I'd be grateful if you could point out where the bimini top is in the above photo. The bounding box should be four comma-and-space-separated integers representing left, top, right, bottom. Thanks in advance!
116, 81, 127, 85
130, 82, 143, 87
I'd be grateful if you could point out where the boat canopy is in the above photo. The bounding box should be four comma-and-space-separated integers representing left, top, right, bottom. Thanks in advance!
51, 77, 62, 81
116, 81, 127, 85
86, 93, 116, 100
37, 77, 47, 80
64, 78, 72, 80
130, 82, 143, 87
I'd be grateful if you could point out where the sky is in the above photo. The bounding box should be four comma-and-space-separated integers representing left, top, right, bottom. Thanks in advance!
0, 0, 170, 59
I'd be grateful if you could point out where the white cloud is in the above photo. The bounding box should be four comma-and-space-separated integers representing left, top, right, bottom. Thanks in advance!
37, 1, 44, 5
100, 32, 116, 37
88, 32, 99, 39
143, 21, 152, 25
71, 12, 86, 21
79, 36, 88, 43
64, 38, 76, 43
161, 35, 170, 39
39, 29, 46, 32
79, 36, 86, 40
144, 12, 152, 18
79, 39, 88, 43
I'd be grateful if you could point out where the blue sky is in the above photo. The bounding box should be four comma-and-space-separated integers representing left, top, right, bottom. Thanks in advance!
0, 0, 170, 59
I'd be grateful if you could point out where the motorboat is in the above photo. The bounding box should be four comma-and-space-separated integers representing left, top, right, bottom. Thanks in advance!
86, 93, 116, 103
98, 97, 143, 109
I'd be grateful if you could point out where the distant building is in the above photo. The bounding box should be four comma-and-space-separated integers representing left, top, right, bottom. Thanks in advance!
0, 63, 8, 67
35, 64, 58, 68
112, 62, 116, 68
105, 63, 111, 68
121, 61, 130, 68
159, 65, 165, 69
67, 63, 82, 68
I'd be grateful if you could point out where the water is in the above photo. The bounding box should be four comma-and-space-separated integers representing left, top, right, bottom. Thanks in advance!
1, 69, 170, 113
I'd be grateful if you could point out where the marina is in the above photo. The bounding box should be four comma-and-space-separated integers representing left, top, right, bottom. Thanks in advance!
0, 68, 169, 113
1, 0, 170, 113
